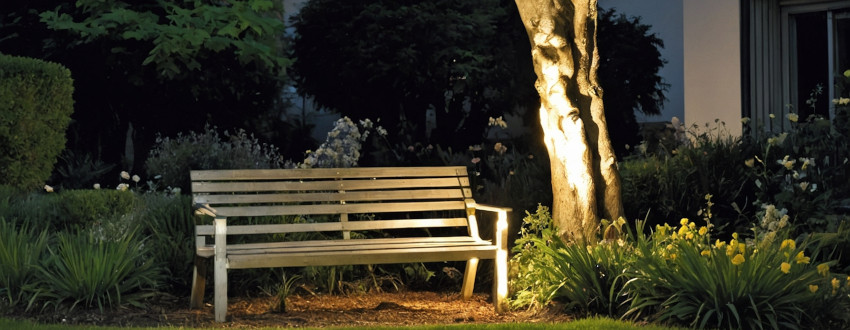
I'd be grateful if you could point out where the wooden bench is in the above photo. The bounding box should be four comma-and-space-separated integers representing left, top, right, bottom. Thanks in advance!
188, 166, 511, 322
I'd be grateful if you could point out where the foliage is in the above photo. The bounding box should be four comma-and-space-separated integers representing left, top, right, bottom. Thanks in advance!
620, 121, 753, 234
0, 219, 49, 310
742, 100, 850, 233
623, 216, 842, 329
596, 7, 669, 159
37, 230, 164, 312
291, 0, 536, 147
133, 193, 195, 291
2, 0, 291, 178
39, 0, 289, 82
49, 149, 115, 190
0, 53, 74, 191
59, 189, 138, 230
145, 125, 285, 191
509, 205, 632, 316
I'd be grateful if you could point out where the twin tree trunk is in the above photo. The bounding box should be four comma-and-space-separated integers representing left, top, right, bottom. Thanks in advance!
515, 0, 624, 242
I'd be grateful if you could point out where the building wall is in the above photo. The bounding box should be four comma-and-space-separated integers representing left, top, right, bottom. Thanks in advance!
683, 0, 743, 136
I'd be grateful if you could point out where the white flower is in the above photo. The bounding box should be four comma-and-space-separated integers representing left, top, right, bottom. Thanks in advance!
44, 185, 54, 193
171, 187, 181, 195
769, 113, 776, 119
120, 171, 130, 180
132, 175, 140, 183
376, 126, 387, 137
117, 183, 129, 191
93, 183, 101, 190
741, 117, 751, 124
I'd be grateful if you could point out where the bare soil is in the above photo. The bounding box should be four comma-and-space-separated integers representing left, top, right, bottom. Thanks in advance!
9, 291, 573, 328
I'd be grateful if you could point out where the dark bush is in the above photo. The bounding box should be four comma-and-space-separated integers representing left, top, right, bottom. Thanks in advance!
0, 53, 74, 191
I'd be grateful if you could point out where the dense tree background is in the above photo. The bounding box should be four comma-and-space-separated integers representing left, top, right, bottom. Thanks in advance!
290, 0, 538, 148
0, 0, 290, 185
290, 1, 666, 159
597, 7, 668, 159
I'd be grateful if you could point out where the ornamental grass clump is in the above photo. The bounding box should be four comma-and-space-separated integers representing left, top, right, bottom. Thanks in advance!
510, 205, 633, 316
0, 218, 49, 310
37, 230, 165, 312
624, 216, 831, 329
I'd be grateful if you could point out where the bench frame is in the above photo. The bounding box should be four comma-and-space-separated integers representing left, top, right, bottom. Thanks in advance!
187, 166, 510, 322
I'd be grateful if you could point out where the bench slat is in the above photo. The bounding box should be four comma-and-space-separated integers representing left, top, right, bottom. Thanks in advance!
194, 189, 468, 205
191, 166, 468, 181
211, 201, 466, 217
191, 177, 470, 193
227, 239, 491, 255
227, 245, 499, 269
195, 218, 469, 235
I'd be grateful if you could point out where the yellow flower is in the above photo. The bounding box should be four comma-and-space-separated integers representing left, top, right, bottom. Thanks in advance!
770, 113, 776, 119
832, 277, 840, 290
817, 263, 830, 276
745, 158, 755, 167
699, 226, 708, 236
738, 244, 746, 254
701, 250, 711, 256
780, 262, 791, 274
732, 254, 745, 265
732, 232, 739, 240
845, 69, 850, 78
787, 113, 799, 122
809, 285, 819, 293
780, 239, 796, 250
670, 253, 677, 260
680, 218, 689, 226
792, 251, 808, 263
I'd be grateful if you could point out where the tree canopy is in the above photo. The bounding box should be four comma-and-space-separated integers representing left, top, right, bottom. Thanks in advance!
290, 0, 537, 147
597, 7, 668, 158
1, 0, 291, 176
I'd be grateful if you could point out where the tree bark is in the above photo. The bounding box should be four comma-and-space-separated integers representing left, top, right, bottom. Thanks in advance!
515, 0, 623, 243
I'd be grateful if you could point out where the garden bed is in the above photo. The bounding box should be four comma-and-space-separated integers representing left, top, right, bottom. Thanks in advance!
7, 291, 573, 328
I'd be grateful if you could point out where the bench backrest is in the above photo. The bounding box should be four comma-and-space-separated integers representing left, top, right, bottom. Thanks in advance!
190, 166, 481, 240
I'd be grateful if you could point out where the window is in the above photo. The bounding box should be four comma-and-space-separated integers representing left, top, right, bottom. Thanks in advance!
784, 2, 850, 120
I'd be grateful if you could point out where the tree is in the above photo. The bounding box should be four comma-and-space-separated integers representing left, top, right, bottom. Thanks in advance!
1, 0, 290, 177
597, 7, 668, 159
515, 0, 623, 242
291, 0, 537, 148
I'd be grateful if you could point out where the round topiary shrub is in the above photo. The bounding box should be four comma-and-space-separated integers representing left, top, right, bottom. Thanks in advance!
0, 53, 74, 191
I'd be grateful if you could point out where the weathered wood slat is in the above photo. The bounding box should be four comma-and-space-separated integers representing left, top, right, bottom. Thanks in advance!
227, 240, 493, 255
191, 177, 470, 193
228, 246, 499, 269
195, 218, 470, 235
191, 166, 468, 181
194, 189, 467, 205
210, 201, 466, 217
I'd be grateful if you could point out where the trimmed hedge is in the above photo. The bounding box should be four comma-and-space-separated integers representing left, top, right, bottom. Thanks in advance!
0, 53, 74, 191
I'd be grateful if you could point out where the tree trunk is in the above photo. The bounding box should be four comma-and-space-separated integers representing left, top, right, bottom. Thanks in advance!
515, 0, 623, 243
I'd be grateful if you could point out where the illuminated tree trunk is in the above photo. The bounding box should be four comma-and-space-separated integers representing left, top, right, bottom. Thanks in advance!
515, 0, 623, 242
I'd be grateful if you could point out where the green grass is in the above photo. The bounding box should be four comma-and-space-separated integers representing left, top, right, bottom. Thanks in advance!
0, 317, 684, 330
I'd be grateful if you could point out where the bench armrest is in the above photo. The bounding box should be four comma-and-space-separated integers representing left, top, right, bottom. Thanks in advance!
194, 203, 218, 217
472, 203, 512, 214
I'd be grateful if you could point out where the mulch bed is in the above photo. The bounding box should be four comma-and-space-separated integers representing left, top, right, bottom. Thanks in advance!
7, 291, 574, 328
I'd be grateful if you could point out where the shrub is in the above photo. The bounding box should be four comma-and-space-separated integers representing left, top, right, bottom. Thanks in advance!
510, 205, 632, 316
0, 218, 49, 310
134, 193, 195, 291
145, 125, 284, 191
624, 217, 833, 329
37, 230, 164, 311
59, 189, 138, 229
0, 53, 74, 191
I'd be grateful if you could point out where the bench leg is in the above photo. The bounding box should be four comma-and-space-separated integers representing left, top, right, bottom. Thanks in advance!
461, 257, 479, 299
189, 256, 208, 309
214, 217, 228, 322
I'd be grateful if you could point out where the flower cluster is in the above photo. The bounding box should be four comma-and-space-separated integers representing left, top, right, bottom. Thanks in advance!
301, 117, 386, 168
